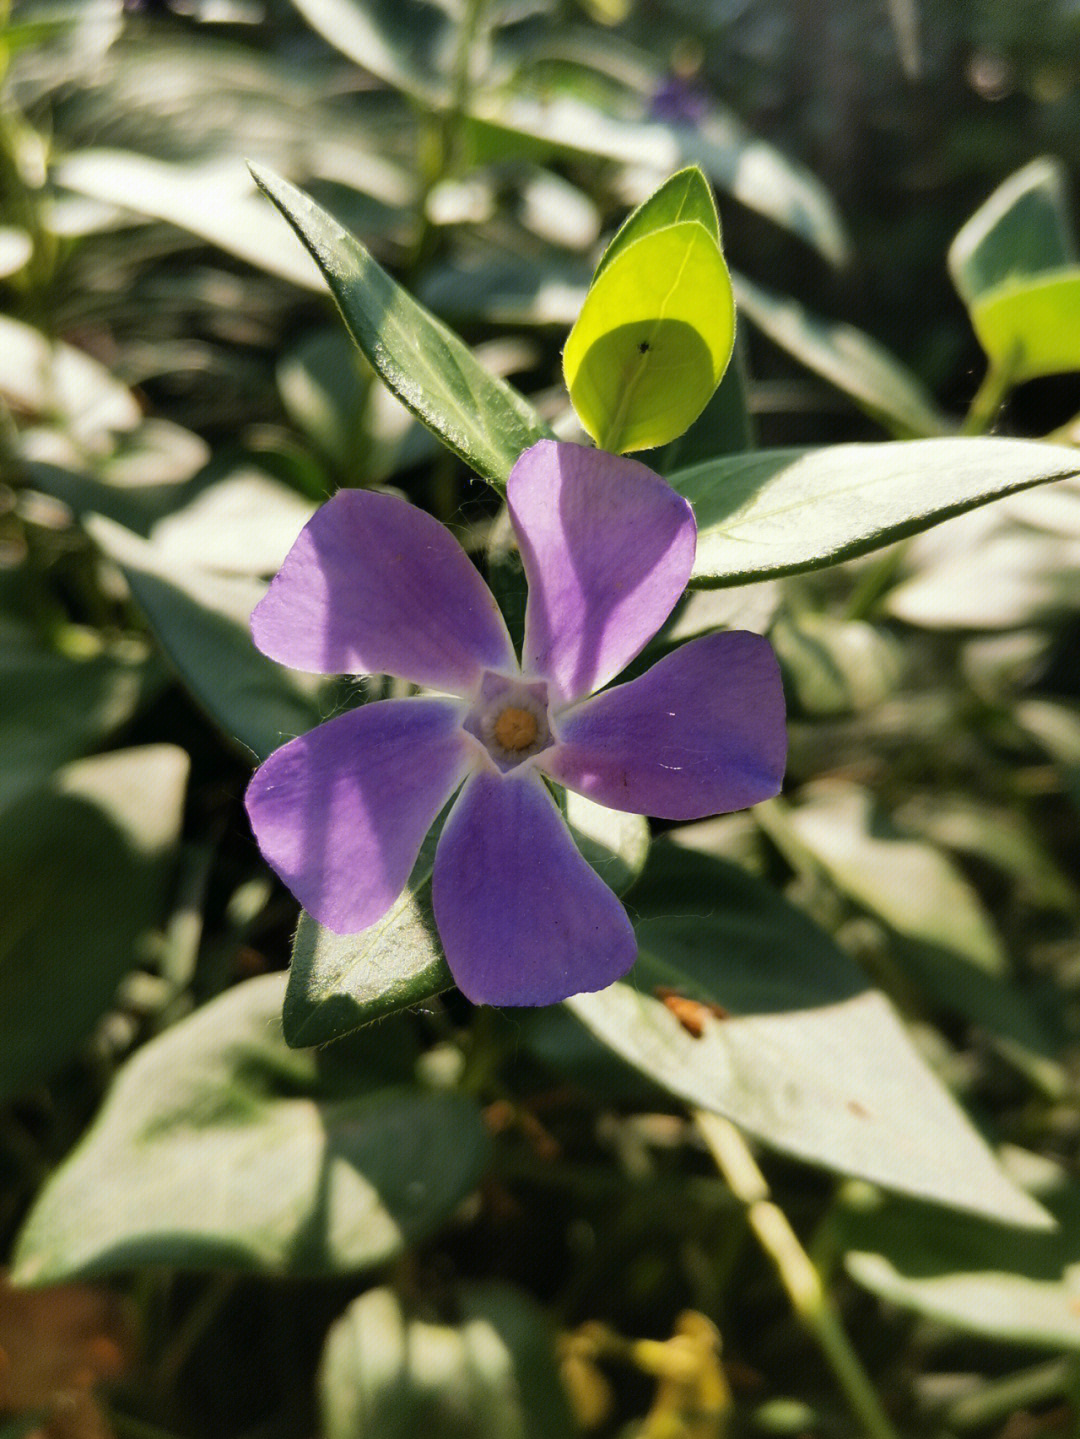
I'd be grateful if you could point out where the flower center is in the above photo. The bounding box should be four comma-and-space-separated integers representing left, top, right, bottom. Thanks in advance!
463, 671, 553, 774
493, 706, 538, 751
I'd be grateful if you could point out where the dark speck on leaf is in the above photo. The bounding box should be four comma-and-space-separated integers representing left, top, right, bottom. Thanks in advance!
638, 341, 651, 354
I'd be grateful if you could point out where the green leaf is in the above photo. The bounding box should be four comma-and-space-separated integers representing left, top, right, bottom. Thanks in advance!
320, 1284, 579, 1439
657, 336, 756, 468
277, 326, 368, 475
784, 783, 1064, 1090
970, 267, 1080, 381
593, 166, 720, 281
565, 838, 1050, 1228
0, 314, 140, 446
287, 0, 453, 105
467, 95, 848, 265
12, 973, 490, 1283
948, 157, 1077, 307
0, 227, 32, 278
85, 515, 326, 761
898, 792, 1077, 918
54, 151, 325, 290
887, 517, 1080, 630
0, 746, 188, 1103
249, 164, 551, 488
285, 793, 649, 1047
838, 1156, 1080, 1349
0, 627, 157, 815
563, 220, 734, 452
1016, 700, 1080, 815
286, 874, 453, 1050
148, 466, 316, 577
563, 790, 650, 897
769, 611, 906, 716
732, 272, 950, 439
667, 438, 1080, 588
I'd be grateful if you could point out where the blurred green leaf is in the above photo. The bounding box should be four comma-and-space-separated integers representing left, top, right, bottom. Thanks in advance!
0, 227, 32, 278
970, 268, 1080, 381
887, 515, 1080, 630
319, 1284, 579, 1439
288, 0, 453, 105
249, 165, 551, 488
0, 626, 157, 815
85, 515, 326, 761
0, 746, 188, 1103
54, 151, 325, 290
770, 611, 906, 716
276, 327, 367, 476
733, 272, 950, 439
1016, 700, 1080, 814
785, 783, 1064, 1088
948, 157, 1077, 307
11, 973, 490, 1282
839, 1156, 1080, 1349
467, 95, 848, 265
564, 220, 734, 453
0, 314, 140, 446
669, 439, 1080, 588
566, 839, 1051, 1228
897, 793, 1077, 917
148, 468, 316, 577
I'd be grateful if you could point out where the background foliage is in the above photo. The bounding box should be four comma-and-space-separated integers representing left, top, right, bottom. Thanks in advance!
4, 1, 1080, 1437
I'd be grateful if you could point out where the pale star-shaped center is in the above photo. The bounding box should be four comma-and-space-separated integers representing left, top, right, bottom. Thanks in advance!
464, 671, 553, 773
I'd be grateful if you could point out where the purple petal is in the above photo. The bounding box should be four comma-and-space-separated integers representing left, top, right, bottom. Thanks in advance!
252, 489, 514, 692
432, 770, 637, 1006
543, 630, 787, 819
246, 698, 473, 933
508, 440, 696, 703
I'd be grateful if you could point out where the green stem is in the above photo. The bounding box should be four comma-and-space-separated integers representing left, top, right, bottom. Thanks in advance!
960, 349, 1020, 436
696, 1112, 901, 1439
153, 1274, 238, 1389
404, 0, 489, 295
943, 1356, 1075, 1431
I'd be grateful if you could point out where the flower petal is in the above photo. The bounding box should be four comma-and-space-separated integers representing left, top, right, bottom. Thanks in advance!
508, 440, 697, 703
543, 630, 786, 819
251, 488, 515, 691
246, 698, 473, 933
432, 770, 637, 1006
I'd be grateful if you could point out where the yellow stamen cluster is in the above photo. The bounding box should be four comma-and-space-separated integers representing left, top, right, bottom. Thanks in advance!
493, 706, 539, 752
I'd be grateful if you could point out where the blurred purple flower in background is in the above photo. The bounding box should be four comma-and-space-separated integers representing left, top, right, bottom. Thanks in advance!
245, 440, 786, 1006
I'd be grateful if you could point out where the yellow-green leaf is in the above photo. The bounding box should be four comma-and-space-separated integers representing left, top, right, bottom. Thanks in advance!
971, 267, 1080, 381
563, 220, 734, 454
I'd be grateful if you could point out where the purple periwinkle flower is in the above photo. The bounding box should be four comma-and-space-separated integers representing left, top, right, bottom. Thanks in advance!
245, 440, 787, 1007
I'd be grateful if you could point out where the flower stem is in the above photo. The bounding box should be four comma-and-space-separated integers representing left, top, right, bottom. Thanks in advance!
696, 1112, 901, 1439
960, 348, 1020, 436
942, 1357, 1077, 1431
